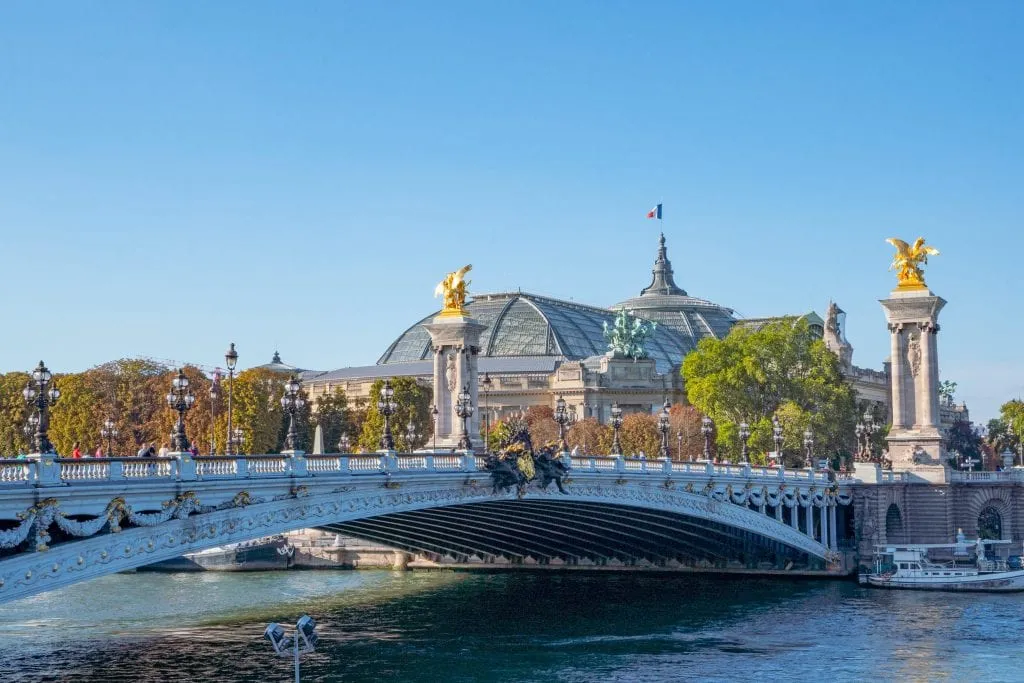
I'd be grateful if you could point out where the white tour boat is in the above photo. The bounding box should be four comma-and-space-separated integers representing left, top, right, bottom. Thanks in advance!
866, 533, 1024, 592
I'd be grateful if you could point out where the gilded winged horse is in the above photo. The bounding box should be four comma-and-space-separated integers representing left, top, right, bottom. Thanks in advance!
434, 264, 472, 313
886, 237, 939, 288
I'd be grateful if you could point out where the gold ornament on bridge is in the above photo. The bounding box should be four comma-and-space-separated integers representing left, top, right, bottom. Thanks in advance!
434, 264, 472, 316
886, 237, 939, 290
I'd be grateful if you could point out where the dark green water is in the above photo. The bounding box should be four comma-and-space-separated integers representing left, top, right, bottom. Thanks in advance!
1, 569, 1022, 682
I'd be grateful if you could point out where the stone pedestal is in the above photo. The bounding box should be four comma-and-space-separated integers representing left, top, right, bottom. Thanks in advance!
880, 288, 946, 470
423, 313, 487, 451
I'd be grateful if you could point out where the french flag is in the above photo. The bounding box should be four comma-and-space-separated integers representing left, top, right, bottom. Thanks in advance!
646, 204, 662, 220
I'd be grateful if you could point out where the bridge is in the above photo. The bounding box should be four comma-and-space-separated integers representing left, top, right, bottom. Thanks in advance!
0, 451, 852, 604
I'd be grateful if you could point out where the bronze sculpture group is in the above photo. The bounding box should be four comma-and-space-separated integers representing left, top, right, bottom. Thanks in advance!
484, 418, 568, 498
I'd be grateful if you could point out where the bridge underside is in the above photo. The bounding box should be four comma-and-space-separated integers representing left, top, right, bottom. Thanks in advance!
322, 499, 822, 570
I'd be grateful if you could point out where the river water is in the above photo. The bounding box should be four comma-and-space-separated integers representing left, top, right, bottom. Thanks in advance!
1, 569, 1022, 682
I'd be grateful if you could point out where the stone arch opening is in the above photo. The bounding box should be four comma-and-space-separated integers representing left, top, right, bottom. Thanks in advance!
885, 503, 904, 542
978, 505, 1003, 540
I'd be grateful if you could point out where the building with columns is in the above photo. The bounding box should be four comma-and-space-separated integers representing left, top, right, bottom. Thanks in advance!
298, 234, 952, 430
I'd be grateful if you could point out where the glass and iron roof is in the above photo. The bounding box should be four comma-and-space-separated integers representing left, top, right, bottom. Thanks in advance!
377, 234, 739, 373
377, 292, 696, 373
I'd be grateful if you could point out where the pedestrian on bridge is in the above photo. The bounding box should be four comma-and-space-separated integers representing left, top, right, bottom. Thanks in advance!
71, 443, 81, 459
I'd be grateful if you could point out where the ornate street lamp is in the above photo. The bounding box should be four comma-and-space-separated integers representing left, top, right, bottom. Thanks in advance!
208, 376, 221, 455
165, 369, 196, 452
855, 409, 879, 464
610, 403, 624, 455
225, 343, 239, 455
481, 373, 493, 455
378, 379, 397, 450
553, 395, 570, 451
22, 361, 60, 454
803, 428, 815, 469
337, 431, 351, 453
701, 415, 714, 462
405, 416, 418, 452
772, 414, 783, 465
658, 401, 671, 459
280, 375, 305, 451
100, 417, 118, 456
455, 384, 474, 451
431, 405, 439, 452
23, 412, 39, 444
739, 421, 751, 464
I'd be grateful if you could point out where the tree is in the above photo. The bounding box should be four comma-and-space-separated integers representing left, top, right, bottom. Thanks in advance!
524, 405, 559, 448
620, 413, 660, 457
669, 403, 705, 461
228, 368, 287, 454
567, 418, 611, 455
48, 373, 98, 456
358, 377, 432, 452
682, 318, 857, 463
311, 388, 350, 453
0, 373, 32, 456
945, 420, 983, 469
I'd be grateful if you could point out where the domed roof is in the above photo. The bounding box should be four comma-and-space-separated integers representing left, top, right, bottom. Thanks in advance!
378, 292, 694, 373
611, 233, 737, 353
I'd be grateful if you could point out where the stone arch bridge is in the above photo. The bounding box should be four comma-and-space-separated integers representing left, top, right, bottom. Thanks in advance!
0, 452, 852, 604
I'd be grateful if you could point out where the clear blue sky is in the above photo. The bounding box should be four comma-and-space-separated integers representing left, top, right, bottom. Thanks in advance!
1, 2, 1021, 421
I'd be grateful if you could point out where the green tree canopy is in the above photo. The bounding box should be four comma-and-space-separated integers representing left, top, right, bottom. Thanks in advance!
682, 318, 857, 465
358, 377, 432, 452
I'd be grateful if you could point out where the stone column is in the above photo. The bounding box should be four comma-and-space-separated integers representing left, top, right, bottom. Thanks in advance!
424, 314, 486, 451
880, 289, 946, 475
829, 502, 838, 550
821, 501, 830, 549
804, 503, 813, 540
889, 323, 905, 429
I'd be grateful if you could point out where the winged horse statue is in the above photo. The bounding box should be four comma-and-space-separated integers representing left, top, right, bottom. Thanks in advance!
886, 237, 939, 289
435, 264, 473, 314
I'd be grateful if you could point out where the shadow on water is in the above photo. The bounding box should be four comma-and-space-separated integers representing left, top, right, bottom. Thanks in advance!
2, 570, 1024, 682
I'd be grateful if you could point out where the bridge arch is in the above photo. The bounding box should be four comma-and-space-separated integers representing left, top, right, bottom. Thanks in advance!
885, 503, 905, 543
0, 476, 838, 604
965, 493, 1012, 541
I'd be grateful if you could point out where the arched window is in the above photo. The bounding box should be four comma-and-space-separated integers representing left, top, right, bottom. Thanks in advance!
885, 504, 904, 541
978, 506, 1003, 540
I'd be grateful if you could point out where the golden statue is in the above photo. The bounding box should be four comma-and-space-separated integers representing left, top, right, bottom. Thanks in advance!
886, 237, 939, 290
434, 264, 472, 315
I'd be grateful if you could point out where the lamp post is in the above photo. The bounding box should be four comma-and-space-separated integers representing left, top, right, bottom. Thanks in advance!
405, 417, 418, 452
772, 414, 783, 465
165, 369, 196, 452
208, 376, 221, 455
100, 417, 118, 456
280, 375, 305, 452
264, 614, 318, 683
701, 415, 714, 462
481, 373, 492, 455
657, 401, 671, 459
855, 409, 879, 464
739, 421, 751, 464
554, 395, 570, 452
455, 384, 474, 451
803, 428, 815, 469
378, 379, 397, 451
23, 413, 39, 452
610, 403, 623, 455
233, 427, 245, 454
337, 431, 350, 453
225, 343, 238, 455
22, 361, 60, 454
431, 405, 438, 452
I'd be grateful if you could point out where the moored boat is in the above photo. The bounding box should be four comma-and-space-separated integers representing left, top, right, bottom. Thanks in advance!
866, 534, 1024, 592
141, 535, 294, 572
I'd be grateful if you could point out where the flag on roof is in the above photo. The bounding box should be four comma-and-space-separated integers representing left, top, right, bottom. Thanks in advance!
646, 204, 662, 219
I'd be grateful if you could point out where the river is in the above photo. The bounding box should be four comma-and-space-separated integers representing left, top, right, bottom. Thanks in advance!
1, 570, 1022, 682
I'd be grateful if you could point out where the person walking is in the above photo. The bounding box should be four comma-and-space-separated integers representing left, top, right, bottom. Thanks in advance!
137, 442, 150, 458
188, 442, 198, 456
94, 445, 104, 458
158, 442, 169, 458
71, 442, 82, 459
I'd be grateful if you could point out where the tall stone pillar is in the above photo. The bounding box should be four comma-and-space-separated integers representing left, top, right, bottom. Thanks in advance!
423, 313, 486, 451
880, 289, 946, 474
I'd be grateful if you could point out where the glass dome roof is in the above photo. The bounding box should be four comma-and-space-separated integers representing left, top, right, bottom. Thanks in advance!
377, 292, 695, 373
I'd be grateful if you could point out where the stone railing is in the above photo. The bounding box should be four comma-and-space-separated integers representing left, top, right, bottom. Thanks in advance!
949, 470, 1021, 483
0, 452, 839, 489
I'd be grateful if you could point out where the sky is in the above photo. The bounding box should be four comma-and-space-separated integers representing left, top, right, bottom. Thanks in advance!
0, 2, 1021, 421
